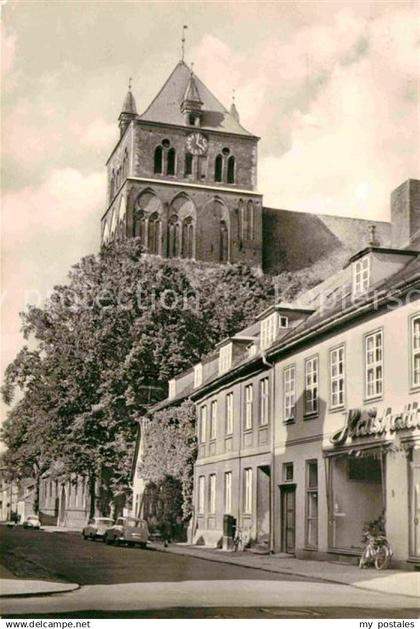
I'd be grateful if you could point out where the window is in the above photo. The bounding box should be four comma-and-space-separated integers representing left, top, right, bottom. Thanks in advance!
182, 217, 194, 259
259, 377, 269, 425
198, 476, 205, 513
185, 152, 193, 176
209, 474, 216, 514
210, 400, 218, 440
411, 315, 420, 387
168, 379, 176, 399
353, 256, 370, 296
215, 154, 223, 182
261, 313, 288, 350
154, 146, 163, 174
244, 384, 253, 430
224, 471, 232, 513
167, 148, 176, 175
365, 330, 383, 399
305, 357, 319, 415
148, 212, 161, 255
168, 215, 180, 257
227, 155, 235, 183
246, 200, 253, 239
225, 392, 234, 435
244, 468, 253, 513
219, 343, 232, 374
283, 365, 296, 421
283, 462, 294, 482
305, 460, 318, 548
348, 457, 382, 482
194, 363, 203, 388
330, 346, 345, 408
199, 405, 207, 443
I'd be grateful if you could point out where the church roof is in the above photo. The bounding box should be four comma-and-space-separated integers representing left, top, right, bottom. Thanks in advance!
121, 89, 137, 115
139, 61, 253, 137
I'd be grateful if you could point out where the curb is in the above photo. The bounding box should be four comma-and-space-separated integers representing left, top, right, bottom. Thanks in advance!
151, 545, 420, 602
0, 582, 80, 599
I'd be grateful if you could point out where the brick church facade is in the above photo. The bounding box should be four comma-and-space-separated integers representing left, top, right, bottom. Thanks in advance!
101, 60, 416, 274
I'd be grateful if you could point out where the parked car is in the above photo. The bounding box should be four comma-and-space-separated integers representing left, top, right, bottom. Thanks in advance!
104, 516, 149, 548
82, 517, 114, 541
22, 515, 41, 529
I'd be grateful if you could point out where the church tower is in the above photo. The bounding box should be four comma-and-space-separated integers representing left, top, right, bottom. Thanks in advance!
101, 61, 262, 267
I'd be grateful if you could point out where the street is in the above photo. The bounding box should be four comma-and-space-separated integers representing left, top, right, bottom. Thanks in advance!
0, 526, 419, 618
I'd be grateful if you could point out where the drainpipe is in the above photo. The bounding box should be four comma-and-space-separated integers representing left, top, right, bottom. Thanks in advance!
262, 351, 276, 553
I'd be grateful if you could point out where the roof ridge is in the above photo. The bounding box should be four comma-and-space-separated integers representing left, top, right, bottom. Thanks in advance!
140, 60, 188, 119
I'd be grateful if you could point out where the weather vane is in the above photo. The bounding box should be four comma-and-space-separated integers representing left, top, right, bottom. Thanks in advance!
128, 77, 132, 90
181, 25, 188, 62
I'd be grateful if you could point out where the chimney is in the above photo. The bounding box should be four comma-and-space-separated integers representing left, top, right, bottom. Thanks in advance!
391, 179, 420, 248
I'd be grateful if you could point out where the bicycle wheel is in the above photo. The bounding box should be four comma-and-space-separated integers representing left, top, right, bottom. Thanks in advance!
374, 546, 391, 570
359, 546, 370, 568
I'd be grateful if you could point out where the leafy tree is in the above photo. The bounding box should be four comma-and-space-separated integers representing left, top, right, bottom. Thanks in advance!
2, 239, 275, 516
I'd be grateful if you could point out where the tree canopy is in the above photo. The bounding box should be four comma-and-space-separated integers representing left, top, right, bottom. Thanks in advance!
2, 238, 277, 513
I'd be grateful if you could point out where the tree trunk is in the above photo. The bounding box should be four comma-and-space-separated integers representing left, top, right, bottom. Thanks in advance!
89, 472, 96, 519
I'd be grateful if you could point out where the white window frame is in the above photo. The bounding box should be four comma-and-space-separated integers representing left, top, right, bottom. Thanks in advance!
244, 384, 253, 430
260, 312, 287, 350
224, 471, 232, 514
199, 405, 207, 443
225, 392, 234, 435
283, 365, 296, 422
219, 343, 233, 374
244, 468, 253, 514
168, 379, 176, 399
259, 377, 269, 426
210, 400, 218, 440
330, 345, 345, 408
305, 460, 318, 548
365, 329, 383, 399
198, 476, 205, 513
411, 315, 420, 388
304, 356, 319, 415
209, 474, 216, 514
194, 363, 203, 388
353, 256, 370, 296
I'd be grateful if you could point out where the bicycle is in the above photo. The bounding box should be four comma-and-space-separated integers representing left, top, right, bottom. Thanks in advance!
359, 522, 393, 570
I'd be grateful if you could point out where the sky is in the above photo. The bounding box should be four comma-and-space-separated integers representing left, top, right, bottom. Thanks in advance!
1, 0, 419, 399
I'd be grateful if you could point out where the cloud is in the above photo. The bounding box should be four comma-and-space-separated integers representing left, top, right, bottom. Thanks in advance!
1, 23, 17, 77
71, 116, 118, 149
193, 6, 419, 217
2, 168, 104, 376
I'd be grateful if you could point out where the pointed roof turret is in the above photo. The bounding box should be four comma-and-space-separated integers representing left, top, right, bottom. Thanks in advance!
182, 66, 203, 110
118, 79, 138, 137
121, 78, 137, 115
230, 89, 240, 123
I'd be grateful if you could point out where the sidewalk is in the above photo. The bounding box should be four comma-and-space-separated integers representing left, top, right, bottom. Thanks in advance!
155, 543, 420, 601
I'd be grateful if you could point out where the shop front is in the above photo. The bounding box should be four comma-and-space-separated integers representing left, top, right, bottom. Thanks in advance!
324, 403, 419, 566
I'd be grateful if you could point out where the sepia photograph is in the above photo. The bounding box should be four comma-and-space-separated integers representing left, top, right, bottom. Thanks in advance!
1, 0, 419, 625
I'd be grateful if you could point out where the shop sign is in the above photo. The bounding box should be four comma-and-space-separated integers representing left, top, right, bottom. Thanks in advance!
330, 403, 419, 446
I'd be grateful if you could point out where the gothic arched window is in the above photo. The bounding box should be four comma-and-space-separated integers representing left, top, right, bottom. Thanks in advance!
246, 200, 254, 240
154, 146, 163, 174
182, 217, 195, 259
148, 212, 161, 255
110, 170, 115, 199
227, 156, 236, 184
167, 148, 176, 175
215, 154, 223, 182
220, 220, 229, 263
185, 153, 193, 176
168, 214, 181, 258
123, 150, 129, 180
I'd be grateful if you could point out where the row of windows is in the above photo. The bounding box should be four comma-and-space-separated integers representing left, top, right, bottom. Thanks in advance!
197, 468, 251, 515
201, 316, 419, 440
198, 377, 270, 443
133, 211, 195, 258
283, 316, 420, 422
153, 146, 237, 183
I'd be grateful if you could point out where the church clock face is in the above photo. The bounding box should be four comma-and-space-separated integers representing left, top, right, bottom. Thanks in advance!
185, 132, 208, 155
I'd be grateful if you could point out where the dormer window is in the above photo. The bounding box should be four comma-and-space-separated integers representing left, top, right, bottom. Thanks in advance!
194, 363, 203, 388
260, 312, 288, 351
168, 379, 176, 399
353, 256, 370, 296
219, 343, 232, 374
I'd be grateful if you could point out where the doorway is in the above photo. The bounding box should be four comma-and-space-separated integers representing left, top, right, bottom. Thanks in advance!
256, 465, 271, 543
410, 448, 420, 559
281, 484, 296, 553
